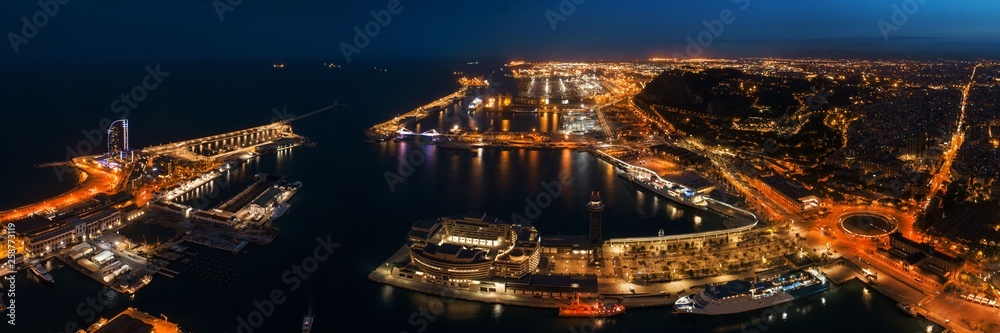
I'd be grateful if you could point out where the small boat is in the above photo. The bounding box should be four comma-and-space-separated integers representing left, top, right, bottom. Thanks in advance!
270, 203, 291, 221
30, 261, 54, 283
302, 309, 314, 333
897, 303, 917, 317
558, 293, 625, 318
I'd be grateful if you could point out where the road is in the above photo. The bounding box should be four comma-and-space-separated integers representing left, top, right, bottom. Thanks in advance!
921, 63, 979, 213
0, 158, 121, 223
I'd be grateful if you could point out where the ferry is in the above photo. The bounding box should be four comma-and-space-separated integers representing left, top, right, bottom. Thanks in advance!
674, 268, 829, 315
897, 303, 917, 317
30, 261, 55, 283
558, 293, 625, 318
270, 202, 291, 220
620, 171, 708, 210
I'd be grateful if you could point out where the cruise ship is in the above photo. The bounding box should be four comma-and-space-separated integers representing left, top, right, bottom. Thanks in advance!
674, 269, 829, 315
620, 171, 708, 210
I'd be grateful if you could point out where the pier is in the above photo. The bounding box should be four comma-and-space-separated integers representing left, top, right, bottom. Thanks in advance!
143, 103, 341, 160
369, 88, 468, 137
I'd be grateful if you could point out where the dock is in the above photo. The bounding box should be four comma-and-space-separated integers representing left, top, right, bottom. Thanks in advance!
186, 235, 248, 254
370, 88, 467, 136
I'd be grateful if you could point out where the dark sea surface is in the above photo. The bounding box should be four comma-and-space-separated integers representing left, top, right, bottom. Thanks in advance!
0, 60, 942, 333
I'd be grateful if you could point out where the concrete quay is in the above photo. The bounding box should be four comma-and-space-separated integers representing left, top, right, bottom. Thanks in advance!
371, 246, 718, 311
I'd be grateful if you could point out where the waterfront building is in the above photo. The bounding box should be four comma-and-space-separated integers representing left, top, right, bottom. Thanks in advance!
85, 307, 182, 333
752, 175, 820, 212
25, 209, 122, 256
404, 212, 541, 286
107, 119, 129, 160
539, 235, 589, 255
883, 232, 965, 281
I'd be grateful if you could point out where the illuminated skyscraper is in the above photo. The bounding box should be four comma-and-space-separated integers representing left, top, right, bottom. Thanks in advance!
108, 119, 129, 159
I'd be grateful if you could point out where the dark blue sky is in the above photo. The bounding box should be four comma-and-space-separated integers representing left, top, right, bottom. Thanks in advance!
3, 0, 1000, 62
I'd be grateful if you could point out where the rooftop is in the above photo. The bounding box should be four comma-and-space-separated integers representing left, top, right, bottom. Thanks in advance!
761, 175, 816, 201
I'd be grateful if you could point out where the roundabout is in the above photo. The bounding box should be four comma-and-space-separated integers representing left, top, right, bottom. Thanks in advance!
839, 211, 897, 238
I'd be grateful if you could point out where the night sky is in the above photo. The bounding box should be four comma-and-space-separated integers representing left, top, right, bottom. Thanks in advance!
3, 0, 1000, 62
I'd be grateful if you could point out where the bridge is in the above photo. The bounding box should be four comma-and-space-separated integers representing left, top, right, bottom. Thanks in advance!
396, 128, 450, 137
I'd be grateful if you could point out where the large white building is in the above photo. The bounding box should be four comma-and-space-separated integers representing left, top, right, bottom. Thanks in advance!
404, 212, 541, 287
26, 209, 123, 256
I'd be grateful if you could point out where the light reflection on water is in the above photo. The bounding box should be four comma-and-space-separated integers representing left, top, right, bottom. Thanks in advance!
862, 287, 873, 309
381, 285, 394, 305
492, 304, 503, 321
371, 121, 938, 332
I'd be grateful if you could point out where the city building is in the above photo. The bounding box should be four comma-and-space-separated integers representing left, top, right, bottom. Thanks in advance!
880, 232, 966, 286
108, 119, 129, 159
25, 209, 122, 256
752, 175, 820, 212
85, 307, 182, 333
403, 211, 541, 287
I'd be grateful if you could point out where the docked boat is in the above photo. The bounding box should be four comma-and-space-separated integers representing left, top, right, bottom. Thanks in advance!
270, 202, 291, 221
674, 268, 829, 315
620, 171, 709, 210
897, 303, 917, 317
468, 97, 484, 113
558, 293, 625, 318
302, 310, 314, 333
30, 261, 55, 283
